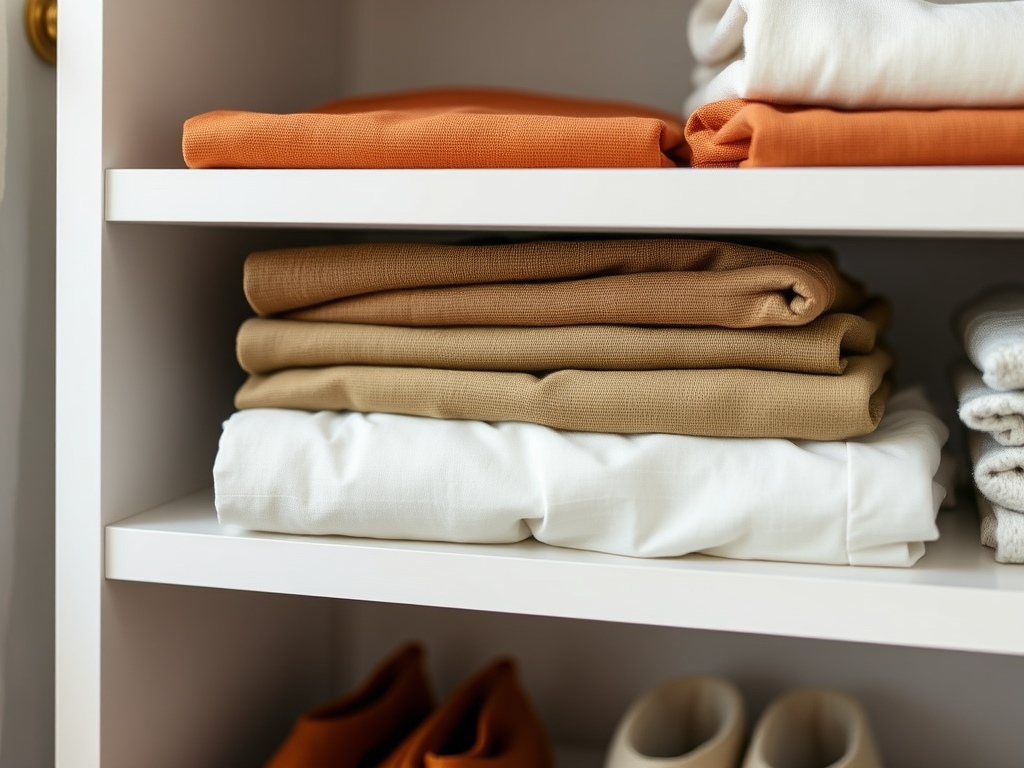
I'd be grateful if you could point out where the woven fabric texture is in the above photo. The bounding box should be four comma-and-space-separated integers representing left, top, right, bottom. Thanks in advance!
245, 239, 864, 329
182, 87, 688, 169
686, 100, 1024, 168
234, 348, 892, 441
237, 300, 888, 376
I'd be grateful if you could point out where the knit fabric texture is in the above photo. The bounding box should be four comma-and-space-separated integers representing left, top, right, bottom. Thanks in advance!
244, 239, 865, 329
686, 100, 1024, 168
213, 389, 946, 566
378, 660, 553, 768
967, 428, 1024, 514
182, 87, 688, 169
957, 288, 1024, 391
975, 489, 1024, 564
686, 0, 1024, 112
234, 347, 892, 441
237, 300, 887, 376
955, 362, 1024, 447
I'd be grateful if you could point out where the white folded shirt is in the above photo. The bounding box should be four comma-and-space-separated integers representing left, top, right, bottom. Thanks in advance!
967, 429, 1024, 513
214, 389, 948, 567
957, 288, 1024, 392
955, 362, 1024, 446
974, 489, 1024, 564
685, 0, 1024, 112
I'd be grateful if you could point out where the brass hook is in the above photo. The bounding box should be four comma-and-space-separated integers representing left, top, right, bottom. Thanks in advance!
25, 0, 57, 66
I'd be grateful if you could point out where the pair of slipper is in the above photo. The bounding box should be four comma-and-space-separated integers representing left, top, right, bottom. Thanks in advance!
607, 677, 883, 768
264, 644, 553, 768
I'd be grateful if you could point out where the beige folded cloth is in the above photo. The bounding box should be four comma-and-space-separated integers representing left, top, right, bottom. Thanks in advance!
235, 347, 892, 440
237, 301, 888, 376
245, 239, 865, 329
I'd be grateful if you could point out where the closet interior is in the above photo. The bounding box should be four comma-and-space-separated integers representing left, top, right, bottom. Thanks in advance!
57, 1, 1024, 766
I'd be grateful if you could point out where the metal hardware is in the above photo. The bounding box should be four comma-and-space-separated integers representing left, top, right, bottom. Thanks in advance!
25, 0, 57, 66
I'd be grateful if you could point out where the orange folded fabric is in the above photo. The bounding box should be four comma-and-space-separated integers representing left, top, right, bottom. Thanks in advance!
380, 659, 553, 768
686, 99, 1024, 168
245, 239, 865, 329
183, 88, 688, 169
265, 644, 434, 768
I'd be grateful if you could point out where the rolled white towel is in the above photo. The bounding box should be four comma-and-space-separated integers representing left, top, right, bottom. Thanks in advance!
685, 0, 1024, 112
957, 288, 1024, 392
955, 362, 1024, 446
967, 429, 1024, 513
974, 490, 1024, 564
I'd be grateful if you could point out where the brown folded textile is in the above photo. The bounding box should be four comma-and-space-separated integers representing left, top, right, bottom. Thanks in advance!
265, 644, 434, 768
380, 659, 552, 768
686, 99, 1024, 168
235, 348, 893, 440
245, 239, 865, 329
237, 299, 889, 376
183, 87, 687, 170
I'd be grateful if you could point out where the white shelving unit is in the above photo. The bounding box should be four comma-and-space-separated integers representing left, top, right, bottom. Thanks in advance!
58, 1, 1024, 767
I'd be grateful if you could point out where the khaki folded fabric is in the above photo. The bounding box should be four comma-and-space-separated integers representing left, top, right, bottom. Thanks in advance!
235, 348, 892, 440
237, 299, 889, 376
246, 239, 865, 328
183, 87, 688, 169
686, 99, 1024, 168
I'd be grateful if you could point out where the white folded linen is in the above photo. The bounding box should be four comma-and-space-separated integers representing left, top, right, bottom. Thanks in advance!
685, 0, 1024, 112
966, 429, 1024, 513
955, 363, 1024, 446
974, 490, 1024, 564
957, 288, 1024, 392
214, 389, 948, 567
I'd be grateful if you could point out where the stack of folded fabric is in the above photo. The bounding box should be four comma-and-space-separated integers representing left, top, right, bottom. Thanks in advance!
954, 288, 1024, 563
214, 236, 951, 566
183, 88, 689, 169
684, 0, 1024, 167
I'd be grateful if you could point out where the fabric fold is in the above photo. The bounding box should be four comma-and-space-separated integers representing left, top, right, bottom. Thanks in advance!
245, 239, 865, 328
213, 389, 947, 566
975, 490, 1024, 564
685, 99, 1024, 168
183, 87, 688, 169
685, 0, 1024, 112
235, 347, 893, 441
955, 363, 1024, 447
237, 300, 888, 376
956, 288, 1024, 391
967, 429, 1024, 514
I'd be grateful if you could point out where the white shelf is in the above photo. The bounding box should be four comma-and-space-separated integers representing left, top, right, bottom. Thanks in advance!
106, 168, 1024, 237
106, 489, 1024, 657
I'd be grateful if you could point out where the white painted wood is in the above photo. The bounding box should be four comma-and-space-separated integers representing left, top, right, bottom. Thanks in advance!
107, 168, 1024, 237
105, 489, 1024, 657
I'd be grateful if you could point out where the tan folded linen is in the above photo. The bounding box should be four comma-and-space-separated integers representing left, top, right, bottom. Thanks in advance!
234, 348, 892, 440
237, 299, 889, 376
245, 239, 865, 328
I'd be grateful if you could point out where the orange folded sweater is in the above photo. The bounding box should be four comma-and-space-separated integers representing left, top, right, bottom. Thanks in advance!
687, 99, 1024, 168
183, 88, 688, 169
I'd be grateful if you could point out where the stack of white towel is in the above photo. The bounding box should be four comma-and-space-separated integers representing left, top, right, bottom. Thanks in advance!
955, 289, 1024, 563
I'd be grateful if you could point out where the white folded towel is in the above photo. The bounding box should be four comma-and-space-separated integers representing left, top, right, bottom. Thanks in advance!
957, 288, 1024, 392
214, 389, 948, 567
974, 490, 1024, 564
955, 362, 1024, 446
967, 429, 1024, 513
685, 0, 1024, 113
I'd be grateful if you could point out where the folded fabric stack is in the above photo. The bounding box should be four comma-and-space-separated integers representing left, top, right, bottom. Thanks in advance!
183, 88, 689, 169
954, 288, 1024, 563
684, 0, 1024, 167
214, 237, 951, 566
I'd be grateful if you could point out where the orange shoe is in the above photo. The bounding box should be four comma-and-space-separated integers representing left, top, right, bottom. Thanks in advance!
265, 644, 434, 768
381, 659, 553, 768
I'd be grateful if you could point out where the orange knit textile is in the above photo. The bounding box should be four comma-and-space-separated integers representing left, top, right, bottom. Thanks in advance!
183, 88, 689, 169
264, 645, 434, 768
379, 659, 553, 768
686, 99, 1024, 168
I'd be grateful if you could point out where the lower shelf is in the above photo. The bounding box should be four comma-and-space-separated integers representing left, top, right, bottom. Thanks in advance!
105, 489, 1024, 657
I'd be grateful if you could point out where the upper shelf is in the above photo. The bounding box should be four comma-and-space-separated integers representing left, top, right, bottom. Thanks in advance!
106, 168, 1024, 237
107, 489, 1024, 658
